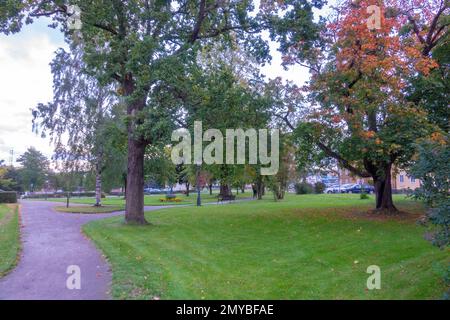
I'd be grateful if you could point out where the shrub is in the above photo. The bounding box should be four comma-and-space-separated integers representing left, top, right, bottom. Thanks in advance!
0, 192, 17, 203
360, 192, 369, 200
159, 197, 182, 203
314, 182, 326, 194
294, 182, 314, 195
411, 136, 449, 248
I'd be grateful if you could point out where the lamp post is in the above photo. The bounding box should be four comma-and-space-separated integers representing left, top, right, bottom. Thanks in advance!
196, 164, 201, 207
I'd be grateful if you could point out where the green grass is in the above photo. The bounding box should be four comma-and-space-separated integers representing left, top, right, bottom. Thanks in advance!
40, 191, 252, 207
0, 204, 20, 278
83, 194, 449, 300
55, 205, 124, 214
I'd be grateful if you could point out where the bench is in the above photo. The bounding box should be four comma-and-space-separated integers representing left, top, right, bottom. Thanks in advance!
217, 194, 236, 202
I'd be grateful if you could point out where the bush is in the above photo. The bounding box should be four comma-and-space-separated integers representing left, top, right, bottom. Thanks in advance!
360, 192, 369, 200
294, 182, 314, 195
159, 197, 182, 203
314, 182, 326, 194
0, 192, 17, 203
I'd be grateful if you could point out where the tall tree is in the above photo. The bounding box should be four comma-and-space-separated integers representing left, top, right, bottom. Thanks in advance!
33, 46, 118, 207
16, 147, 50, 192
1, 0, 324, 223
277, 0, 448, 213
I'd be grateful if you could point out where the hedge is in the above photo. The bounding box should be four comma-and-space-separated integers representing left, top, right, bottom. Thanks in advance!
0, 192, 17, 203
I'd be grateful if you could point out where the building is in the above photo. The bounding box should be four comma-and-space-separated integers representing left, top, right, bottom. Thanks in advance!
338, 168, 420, 191
392, 170, 421, 191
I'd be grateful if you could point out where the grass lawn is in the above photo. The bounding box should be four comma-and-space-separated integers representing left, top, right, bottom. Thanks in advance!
0, 204, 20, 278
54, 205, 124, 214
41, 191, 252, 207
83, 194, 449, 300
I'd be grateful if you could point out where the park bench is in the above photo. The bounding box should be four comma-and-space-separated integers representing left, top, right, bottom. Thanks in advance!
217, 194, 236, 202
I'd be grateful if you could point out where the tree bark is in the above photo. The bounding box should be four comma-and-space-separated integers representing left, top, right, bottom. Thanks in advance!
94, 168, 102, 207
186, 182, 190, 196
372, 164, 398, 213
123, 74, 148, 224
125, 138, 147, 224
209, 184, 213, 195
255, 175, 264, 200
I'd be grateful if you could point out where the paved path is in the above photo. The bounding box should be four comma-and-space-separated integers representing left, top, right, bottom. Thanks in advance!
0, 201, 167, 300
0, 198, 252, 300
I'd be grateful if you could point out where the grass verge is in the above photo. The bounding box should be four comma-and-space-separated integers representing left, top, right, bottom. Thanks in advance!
55, 205, 124, 214
83, 194, 448, 299
37, 191, 253, 207
0, 204, 20, 278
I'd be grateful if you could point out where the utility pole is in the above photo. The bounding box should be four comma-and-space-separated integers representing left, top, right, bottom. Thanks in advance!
9, 149, 14, 167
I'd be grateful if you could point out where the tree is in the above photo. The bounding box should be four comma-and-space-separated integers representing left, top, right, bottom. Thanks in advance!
144, 146, 177, 191
16, 147, 50, 191
411, 133, 449, 248
277, 0, 447, 213
33, 45, 119, 206
267, 136, 296, 201
1, 166, 23, 192
177, 42, 275, 199
0, 166, 13, 191
1, 0, 323, 224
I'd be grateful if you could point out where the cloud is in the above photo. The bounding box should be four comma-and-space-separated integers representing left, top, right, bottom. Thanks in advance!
0, 19, 66, 163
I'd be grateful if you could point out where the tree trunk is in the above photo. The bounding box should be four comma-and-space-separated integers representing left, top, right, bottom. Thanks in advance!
209, 184, 213, 195
123, 74, 148, 224
255, 175, 264, 200
186, 182, 190, 196
122, 173, 127, 199
219, 184, 232, 196
94, 169, 102, 207
373, 164, 398, 213
125, 138, 147, 224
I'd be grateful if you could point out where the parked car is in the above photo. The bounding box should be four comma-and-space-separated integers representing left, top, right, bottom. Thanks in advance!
345, 184, 375, 194
144, 188, 164, 195
324, 185, 341, 193
337, 184, 357, 193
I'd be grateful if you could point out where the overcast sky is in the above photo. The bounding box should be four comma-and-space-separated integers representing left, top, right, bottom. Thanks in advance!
0, 11, 317, 165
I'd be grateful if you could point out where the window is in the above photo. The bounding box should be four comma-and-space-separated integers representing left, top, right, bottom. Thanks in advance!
399, 175, 404, 182
410, 177, 415, 183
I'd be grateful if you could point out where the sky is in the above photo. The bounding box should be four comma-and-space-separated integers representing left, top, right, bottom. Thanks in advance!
0, 4, 328, 165
0, 18, 67, 164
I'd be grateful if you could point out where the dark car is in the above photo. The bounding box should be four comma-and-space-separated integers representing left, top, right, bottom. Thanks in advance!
346, 184, 375, 194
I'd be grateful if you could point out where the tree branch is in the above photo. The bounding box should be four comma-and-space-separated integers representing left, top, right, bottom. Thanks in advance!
316, 141, 371, 178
